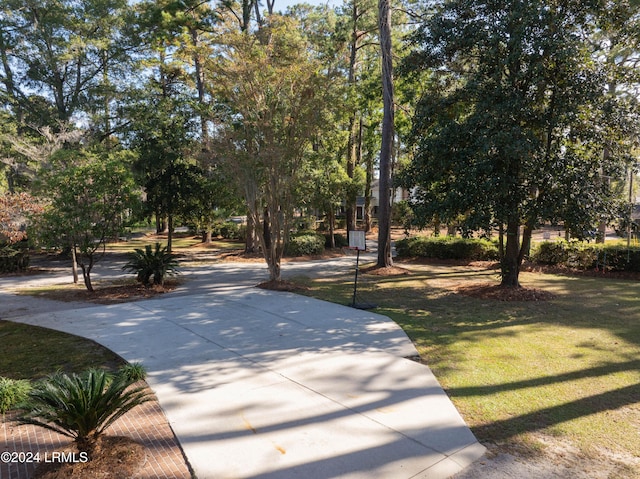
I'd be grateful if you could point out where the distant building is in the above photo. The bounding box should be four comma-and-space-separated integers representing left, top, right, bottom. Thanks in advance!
366, 179, 410, 218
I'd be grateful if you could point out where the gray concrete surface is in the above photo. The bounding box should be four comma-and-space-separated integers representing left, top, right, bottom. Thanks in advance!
1, 256, 485, 478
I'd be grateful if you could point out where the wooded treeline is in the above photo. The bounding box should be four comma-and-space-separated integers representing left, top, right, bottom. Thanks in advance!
2, 0, 639, 287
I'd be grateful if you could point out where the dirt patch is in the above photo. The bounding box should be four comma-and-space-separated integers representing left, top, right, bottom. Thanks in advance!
283, 250, 347, 262
455, 283, 556, 301
362, 265, 412, 276
33, 436, 145, 479
454, 435, 639, 479
217, 251, 267, 262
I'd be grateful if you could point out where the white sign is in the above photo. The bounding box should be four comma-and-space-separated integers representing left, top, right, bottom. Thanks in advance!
348, 230, 366, 251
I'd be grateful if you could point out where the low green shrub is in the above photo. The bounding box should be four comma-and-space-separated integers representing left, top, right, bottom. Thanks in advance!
531, 241, 640, 272
592, 246, 640, 272
212, 221, 246, 241
0, 244, 30, 273
532, 241, 598, 269
324, 233, 348, 248
118, 362, 147, 382
395, 236, 499, 260
286, 234, 325, 256
0, 377, 32, 413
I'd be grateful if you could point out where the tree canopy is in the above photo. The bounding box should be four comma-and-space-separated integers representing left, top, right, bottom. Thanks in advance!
34, 147, 140, 291
1, 0, 639, 286
210, 15, 330, 281
400, 0, 640, 286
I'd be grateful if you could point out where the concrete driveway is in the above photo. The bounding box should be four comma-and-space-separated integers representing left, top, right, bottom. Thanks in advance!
2, 257, 485, 478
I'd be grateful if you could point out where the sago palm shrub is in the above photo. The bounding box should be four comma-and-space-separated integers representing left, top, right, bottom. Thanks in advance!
122, 242, 179, 286
16, 368, 151, 455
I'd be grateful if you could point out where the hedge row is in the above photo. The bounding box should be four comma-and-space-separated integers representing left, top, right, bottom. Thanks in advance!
395, 236, 500, 261
531, 241, 640, 272
395, 237, 640, 271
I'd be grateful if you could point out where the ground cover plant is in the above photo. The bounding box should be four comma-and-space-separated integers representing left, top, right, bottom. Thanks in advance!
293, 262, 640, 477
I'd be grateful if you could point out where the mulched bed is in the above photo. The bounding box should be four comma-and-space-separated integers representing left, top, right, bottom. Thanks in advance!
455, 283, 556, 301
76, 282, 178, 304
362, 265, 412, 276
23, 281, 179, 305
33, 436, 145, 479
256, 279, 309, 292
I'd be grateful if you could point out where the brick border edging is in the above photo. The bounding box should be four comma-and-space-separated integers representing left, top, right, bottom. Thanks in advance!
1, 387, 192, 479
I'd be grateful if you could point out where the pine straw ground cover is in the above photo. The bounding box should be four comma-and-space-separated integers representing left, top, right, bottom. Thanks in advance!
292, 260, 640, 478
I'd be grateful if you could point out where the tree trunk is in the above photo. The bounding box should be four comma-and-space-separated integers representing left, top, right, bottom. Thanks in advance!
155, 211, 168, 234
191, 28, 208, 144
498, 223, 505, 262
71, 245, 79, 284
262, 207, 271, 251
346, 113, 358, 234
203, 230, 212, 244
345, 2, 360, 235
261, 206, 281, 282
364, 128, 374, 233
377, 0, 394, 268
519, 221, 534, 264
167, 214, 173, 253
75, 435, 98, 457
245, 213, 260, 253
328, 208, 336, 249
266, 245, 280, 281
79, 256, 94, 292
501, 220, 521, 287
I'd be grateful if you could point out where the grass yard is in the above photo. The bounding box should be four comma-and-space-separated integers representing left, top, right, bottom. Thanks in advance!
0, 320, 124, 380
293, 261, 640, 473
105, 231, 244, 253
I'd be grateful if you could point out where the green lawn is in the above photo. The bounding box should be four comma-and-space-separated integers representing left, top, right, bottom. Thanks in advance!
105, 234, 244, 253
293, 262, 640, 466
0, 320, 124, 380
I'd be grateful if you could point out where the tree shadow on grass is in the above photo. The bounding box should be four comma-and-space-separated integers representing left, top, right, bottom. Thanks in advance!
469, 381, 640, 443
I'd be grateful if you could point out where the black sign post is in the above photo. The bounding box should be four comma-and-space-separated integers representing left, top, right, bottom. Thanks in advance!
348, 231, 376, 310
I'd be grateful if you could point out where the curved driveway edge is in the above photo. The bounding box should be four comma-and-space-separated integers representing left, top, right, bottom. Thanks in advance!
8, 284, 485, 478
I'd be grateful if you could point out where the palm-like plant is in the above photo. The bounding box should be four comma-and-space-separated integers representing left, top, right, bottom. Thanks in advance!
122, 242, 179, 286
16, 368, 151, 454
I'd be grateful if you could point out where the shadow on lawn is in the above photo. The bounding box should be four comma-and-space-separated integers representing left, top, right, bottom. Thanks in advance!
332, 263, 640, 450
445, 358, 640, 442
470, 381, 640, 442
